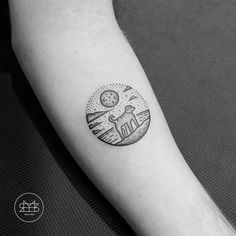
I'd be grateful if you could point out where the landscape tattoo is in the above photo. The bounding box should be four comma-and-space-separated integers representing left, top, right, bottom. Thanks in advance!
86, 84, 151, 146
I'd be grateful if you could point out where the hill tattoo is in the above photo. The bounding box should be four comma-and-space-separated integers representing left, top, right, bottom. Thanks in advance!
86, 84, 151, 146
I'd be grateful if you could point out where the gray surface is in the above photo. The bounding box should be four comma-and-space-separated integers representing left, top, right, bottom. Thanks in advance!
0, 73, 135, 235
116, 0, 236, 225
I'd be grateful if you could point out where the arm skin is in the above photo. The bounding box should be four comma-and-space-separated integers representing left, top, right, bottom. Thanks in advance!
9, 1, 236, 235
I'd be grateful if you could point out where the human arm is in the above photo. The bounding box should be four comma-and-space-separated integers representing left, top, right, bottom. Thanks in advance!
9, 0, 236, 235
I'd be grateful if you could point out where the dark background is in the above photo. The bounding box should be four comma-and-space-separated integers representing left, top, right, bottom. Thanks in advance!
1, 0, 236, 235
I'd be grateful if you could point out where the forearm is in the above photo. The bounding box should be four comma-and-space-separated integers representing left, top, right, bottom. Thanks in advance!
9, 1, 236, 235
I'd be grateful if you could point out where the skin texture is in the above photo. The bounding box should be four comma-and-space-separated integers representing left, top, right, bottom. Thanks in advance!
9, 0, 236, 235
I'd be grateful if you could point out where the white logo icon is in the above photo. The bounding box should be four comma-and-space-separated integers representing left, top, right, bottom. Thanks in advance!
14, 193, 44, 222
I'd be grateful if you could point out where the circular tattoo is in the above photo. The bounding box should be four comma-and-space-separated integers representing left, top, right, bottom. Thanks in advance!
86, 84, 151, 146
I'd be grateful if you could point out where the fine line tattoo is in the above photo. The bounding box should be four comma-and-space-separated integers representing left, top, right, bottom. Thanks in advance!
86, 83, 151, 146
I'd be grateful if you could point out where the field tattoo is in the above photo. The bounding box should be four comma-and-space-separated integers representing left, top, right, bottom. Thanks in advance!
86, 84, 151, 146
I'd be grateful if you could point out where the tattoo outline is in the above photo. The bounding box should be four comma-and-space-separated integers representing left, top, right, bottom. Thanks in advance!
86, 83, 150, 146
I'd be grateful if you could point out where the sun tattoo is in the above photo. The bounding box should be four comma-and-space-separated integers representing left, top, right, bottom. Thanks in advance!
86, 83, 151, 146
